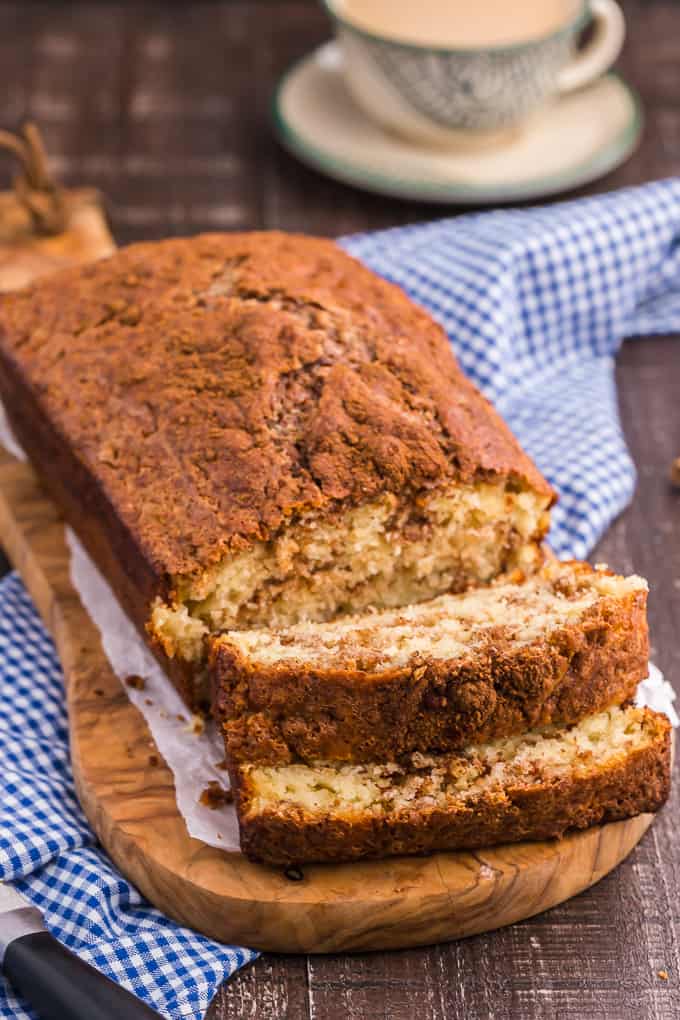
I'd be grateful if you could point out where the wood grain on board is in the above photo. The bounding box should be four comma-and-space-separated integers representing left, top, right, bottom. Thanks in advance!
0, 1, 678, 1017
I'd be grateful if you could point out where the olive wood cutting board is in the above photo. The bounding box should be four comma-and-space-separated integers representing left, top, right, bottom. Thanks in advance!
0, 443, 659, 952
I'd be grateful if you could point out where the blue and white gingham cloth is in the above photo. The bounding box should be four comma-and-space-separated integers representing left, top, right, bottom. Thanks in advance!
2, 179, 680, 1018
0, 573, 256, 1019
344, 178, 680, 558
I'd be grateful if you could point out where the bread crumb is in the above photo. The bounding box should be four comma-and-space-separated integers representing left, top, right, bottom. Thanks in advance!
199, 781, 233, 809
126, 674, 146, 690
658, 970, 669, 981
670, 458, 680, 488
188, 714, 205, 736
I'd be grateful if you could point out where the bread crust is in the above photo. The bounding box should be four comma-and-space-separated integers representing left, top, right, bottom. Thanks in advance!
0, 232, 553, 706
0, 232, 553, 582
211, 566, 650, 764
232, 710, 671, 866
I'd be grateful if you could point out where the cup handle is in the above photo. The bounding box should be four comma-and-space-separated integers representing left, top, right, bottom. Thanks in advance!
557, 0, 625, 94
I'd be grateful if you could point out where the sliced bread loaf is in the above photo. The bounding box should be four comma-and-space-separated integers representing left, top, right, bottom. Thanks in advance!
0, 232, 553, 710
211, 562, 649, 764
232, 705, 671, 866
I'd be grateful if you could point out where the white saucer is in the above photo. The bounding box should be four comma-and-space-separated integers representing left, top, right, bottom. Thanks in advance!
273, 43, 643, 205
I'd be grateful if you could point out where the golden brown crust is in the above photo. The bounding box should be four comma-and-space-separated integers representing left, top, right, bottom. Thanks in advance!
211, 566, 649, 764
0, 231, 553, 596
232, 711, 671, 866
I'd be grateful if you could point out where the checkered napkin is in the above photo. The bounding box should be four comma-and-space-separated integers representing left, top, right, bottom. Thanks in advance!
2, 180, 680, 1019
0, 573, 257, 1020
343, 177, 680, 558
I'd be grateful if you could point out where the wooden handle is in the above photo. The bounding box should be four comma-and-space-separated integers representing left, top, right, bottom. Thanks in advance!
0, 122, 66, 236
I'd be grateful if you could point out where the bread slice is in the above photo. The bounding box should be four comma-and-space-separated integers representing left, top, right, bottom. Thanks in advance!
231, 705, 671, 866
0, 232, 553, 710
211, 561, 649, 765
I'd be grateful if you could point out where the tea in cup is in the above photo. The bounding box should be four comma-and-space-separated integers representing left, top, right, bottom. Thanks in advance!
321, 0, 626, 148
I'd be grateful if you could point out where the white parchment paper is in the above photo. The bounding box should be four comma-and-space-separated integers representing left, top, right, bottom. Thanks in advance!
0, 401, 26, 462
1, 402, 677, 856
66, 530, 241, 851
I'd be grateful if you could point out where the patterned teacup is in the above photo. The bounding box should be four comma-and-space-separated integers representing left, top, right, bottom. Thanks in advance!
321, 0, 626, 149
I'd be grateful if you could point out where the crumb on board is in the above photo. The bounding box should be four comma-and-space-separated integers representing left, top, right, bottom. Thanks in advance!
176, 713, 187, 723
145, 698, 153, 706
670, 457, 680, 488
658, 970, 669, 981
199, 781, 233, 809
125, 674, 146, 690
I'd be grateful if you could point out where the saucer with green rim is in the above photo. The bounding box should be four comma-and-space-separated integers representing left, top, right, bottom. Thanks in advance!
273, 42, 642, 205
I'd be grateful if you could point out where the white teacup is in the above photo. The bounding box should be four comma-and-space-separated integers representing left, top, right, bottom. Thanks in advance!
321, 0, 626, 149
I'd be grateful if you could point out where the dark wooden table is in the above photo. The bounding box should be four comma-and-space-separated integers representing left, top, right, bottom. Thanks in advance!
1, 2, 679, 1017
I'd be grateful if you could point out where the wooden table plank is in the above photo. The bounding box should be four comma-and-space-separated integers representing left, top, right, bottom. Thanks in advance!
0, 3, 678, 1019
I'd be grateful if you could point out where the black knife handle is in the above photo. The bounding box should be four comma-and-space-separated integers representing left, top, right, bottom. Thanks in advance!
4, 931, 162, 1020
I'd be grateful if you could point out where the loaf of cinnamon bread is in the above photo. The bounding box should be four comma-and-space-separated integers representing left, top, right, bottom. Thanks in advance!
0, 232, 554, 708
211, 561, 649, 764
231, 705, 671, 866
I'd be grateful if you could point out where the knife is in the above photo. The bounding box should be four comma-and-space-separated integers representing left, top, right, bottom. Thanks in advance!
0, 883, 162, 1019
